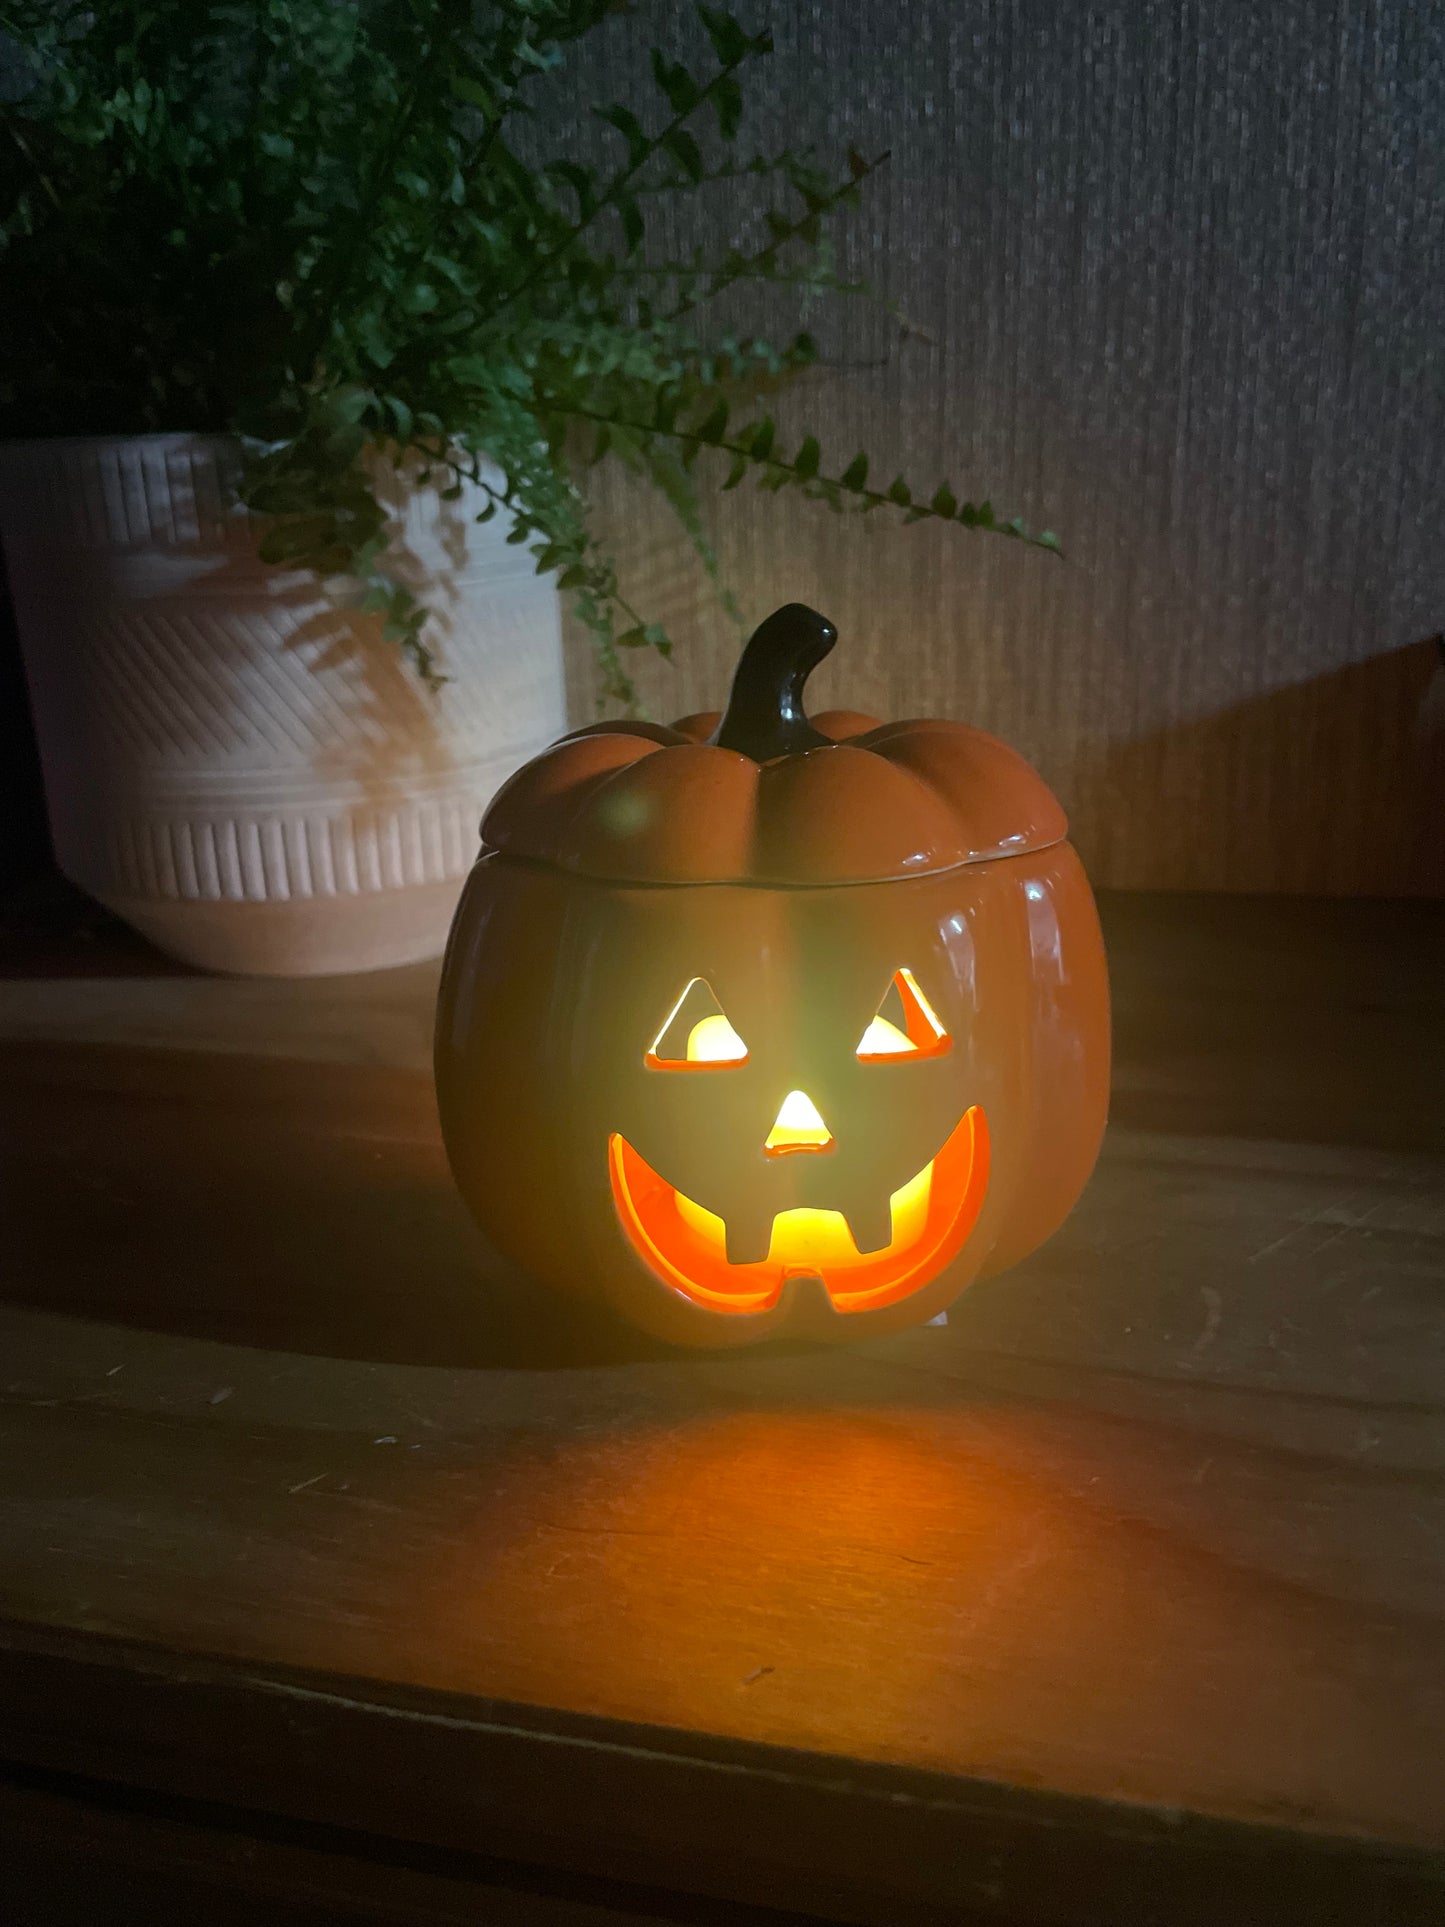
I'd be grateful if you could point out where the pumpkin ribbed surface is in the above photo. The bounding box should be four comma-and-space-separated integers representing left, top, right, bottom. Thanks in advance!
481, 709, 1067, 886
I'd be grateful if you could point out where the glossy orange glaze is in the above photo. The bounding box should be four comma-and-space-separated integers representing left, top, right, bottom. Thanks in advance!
481, 711, 1069, 887
441, 601, 1106, 1346
436, 842, 1109, 1348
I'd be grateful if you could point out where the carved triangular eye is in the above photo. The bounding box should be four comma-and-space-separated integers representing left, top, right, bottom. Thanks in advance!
856, 969, 951, 1061
646, 978, 749, 1068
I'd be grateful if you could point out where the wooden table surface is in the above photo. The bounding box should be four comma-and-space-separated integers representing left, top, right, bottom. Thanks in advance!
2, 892, 1444, 1925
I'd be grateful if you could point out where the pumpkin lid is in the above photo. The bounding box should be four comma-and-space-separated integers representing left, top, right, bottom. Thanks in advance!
482, 604, 1067, 886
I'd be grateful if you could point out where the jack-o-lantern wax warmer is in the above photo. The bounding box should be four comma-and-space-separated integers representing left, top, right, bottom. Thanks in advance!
436, 603, 1109, 1348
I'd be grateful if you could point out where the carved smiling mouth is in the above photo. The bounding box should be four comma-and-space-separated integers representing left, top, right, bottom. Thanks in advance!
608, 1107, 989, 1315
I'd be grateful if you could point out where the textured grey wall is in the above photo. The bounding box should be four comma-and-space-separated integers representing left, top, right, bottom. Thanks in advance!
562, 0, 1445, 893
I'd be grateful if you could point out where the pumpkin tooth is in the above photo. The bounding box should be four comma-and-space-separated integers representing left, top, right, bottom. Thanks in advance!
723, 1203, 775, 1267
841, 1199, 894, 1256
776, 1272, 835, 1319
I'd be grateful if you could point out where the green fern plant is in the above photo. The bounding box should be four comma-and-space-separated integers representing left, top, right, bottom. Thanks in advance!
0, 0, 1058, 702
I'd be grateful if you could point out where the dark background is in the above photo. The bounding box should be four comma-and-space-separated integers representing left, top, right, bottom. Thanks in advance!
3, 1, 1443, 897
559, 0, 1445, 894
0, 554, 47, 891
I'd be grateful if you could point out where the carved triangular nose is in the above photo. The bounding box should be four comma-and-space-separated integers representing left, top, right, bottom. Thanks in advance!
764, 1089, 834, 1156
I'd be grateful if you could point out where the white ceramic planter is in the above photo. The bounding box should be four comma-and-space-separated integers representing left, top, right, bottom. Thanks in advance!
0, 434, 566, 975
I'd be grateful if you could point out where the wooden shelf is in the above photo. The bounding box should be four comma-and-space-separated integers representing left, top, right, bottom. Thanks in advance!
2, 892, 1443, 1924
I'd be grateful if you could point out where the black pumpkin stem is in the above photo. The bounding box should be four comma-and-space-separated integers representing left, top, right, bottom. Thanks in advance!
711, 603, 838, 761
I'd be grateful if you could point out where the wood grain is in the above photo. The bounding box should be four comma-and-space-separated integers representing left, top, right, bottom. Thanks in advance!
0, 1763, 862, 1927
547, 2, 1445, 896
0, 895, 1443, 1923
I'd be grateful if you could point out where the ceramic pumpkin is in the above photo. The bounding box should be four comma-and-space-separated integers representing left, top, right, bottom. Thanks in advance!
436, 604, 1109, 1348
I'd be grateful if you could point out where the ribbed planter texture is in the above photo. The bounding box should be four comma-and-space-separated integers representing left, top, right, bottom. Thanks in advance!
0, 434, 566, 975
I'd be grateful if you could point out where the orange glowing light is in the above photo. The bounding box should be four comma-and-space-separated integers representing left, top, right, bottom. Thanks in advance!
763, 1089, 834, 1155
856, 968, 951, 1061
685, 1012, 748, 1063
646, 980, 748, 1069
609, 1105, 989, 1316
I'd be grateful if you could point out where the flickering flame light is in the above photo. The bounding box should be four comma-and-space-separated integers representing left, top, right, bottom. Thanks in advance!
855, 968, 950, 1060
609, 1104, 989, 1317
763, 1089, 834, 1155
675, 1160, 935, 1271
857, 1013, 913, 1056
685, 1011, 748, 1064
645, 982, 750, 1070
